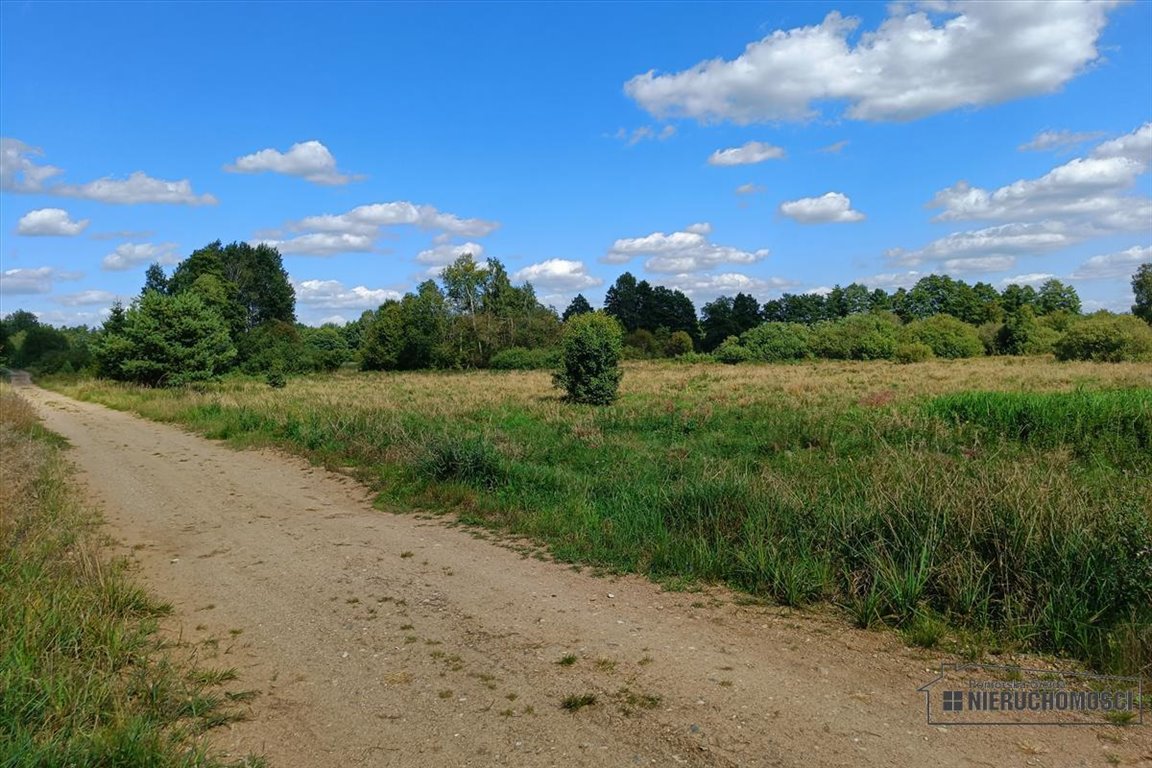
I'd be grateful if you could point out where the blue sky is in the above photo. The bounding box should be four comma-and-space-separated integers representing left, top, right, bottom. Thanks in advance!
2, 1, 1150, 326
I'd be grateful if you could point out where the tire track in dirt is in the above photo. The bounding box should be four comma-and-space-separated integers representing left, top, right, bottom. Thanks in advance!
20, 382, 1150, 767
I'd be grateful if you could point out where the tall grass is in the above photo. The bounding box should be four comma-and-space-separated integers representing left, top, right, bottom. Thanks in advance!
47, 358, 1152, 676
0, 387, 261, 767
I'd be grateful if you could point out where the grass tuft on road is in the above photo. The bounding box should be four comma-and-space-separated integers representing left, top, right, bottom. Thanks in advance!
0, 386, 262, 768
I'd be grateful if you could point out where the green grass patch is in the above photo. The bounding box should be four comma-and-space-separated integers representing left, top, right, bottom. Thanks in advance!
0, 387, 261, 768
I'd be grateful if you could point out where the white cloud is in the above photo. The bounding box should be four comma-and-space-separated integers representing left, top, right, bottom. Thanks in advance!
226, 140, 360, 185
260, 233, 376, 257
57, 172, 217, 205
415, 242, 485, 265
779, 192, 864, 223
1070, 245, 1152, 280
286, 201, 499, 242
859, 270, 925, 290
999, 272, 1057, 287
1091, 122, 1152, 163
707, 141, 785, 166
941, 256, 1016, 274
735, 183, 765, 196
512, 259, 602, 291
887, 221, 1075, 267
605, 224, 769, 273
819, 140, 849, 154
16, 208, 90, 236
663, 272, 796, 301
626, 2, 1117, 123
1019, 129, 1104, 152
0, 138, 62, 192
614, 125, 676, 146
0, 266, 83, 295
294, 278, 401, 310
101, 242, 180, 271
54, 289, 119, 307
930, 124, 1151, 231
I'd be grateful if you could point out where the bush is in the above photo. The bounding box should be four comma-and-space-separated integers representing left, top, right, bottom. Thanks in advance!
488, 346, 561, 370
664, 330, 695, 358
670, 351, 716, 365
418, 435, 504, 489
266, 372, 287, 388
1054, 313, 1152, 362
901, 314, 984, 359
976, 322, 1003, 355
997, 307, 1060, 356
810, 314, 900, 360
739, 323, 811, 362
713, 336, 753, 364
553, 312, 623, 405
894, 341, 934, 364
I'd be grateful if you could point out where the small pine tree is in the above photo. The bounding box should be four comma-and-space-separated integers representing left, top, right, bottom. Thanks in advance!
553, 312, 623, 405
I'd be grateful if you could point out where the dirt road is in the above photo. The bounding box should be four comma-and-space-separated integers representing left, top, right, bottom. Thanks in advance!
19, 382, 1150, 767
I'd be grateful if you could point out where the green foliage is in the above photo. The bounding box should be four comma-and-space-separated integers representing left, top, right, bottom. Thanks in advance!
417, 435, 504, 489
1036, 278, 1082, 315
664, 330, 695, 357
1132, 263, 1152, 324
900, 314, 985, 359
622, 328, 660, 359
738, 322, 811, 362
266, 372, 287, 389
810, 313, 900, 360
1054, 313, 1152, 362
561, 294, 593, 322
894, 341, 934, 364
996, 306, 1060, 356
97, 292, 236, 387
169, 240, 295, 331
553, 312, 623, 405
713, 336, 753, 364
488, 346, 561, 370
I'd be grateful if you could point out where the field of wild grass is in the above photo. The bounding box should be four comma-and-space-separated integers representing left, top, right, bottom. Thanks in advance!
0, 386, 261, 767
51, 358, 1152, 676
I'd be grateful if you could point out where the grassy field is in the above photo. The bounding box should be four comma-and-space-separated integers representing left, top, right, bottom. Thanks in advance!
0, 386, 262, 767
49, 357, 1152, 677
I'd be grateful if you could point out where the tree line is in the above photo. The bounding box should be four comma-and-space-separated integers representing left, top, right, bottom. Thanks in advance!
2, 246, 1151, 382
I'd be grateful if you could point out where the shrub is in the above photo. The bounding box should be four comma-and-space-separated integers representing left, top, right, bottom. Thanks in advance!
739, 323, 811, 362
713, 336, 753, 364
894, 341, 934, 364
997, 307, 1061, 356
623, 329, 659, 359
418, 435, 504, 489
488, 346, 560, 370
266, 372, 287, 389
1054, 313, 1152, 362
976, 322, 1003, 355
664, 330, 695, 358
553, 312, 623, 405
901, 314, 984, 359
810, 314, 900, 360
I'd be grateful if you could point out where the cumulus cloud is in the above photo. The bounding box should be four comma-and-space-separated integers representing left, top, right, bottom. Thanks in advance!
930, 124, 1151, 229
1070, 244, 1152, 280
1, 138, 62, 192
226, 140, 361, 185
1019, 129, 1104, 152
56, 172, 217, 205
16, 208, 90, 236
512, 259, 602, 291
101, 242, 180, 271
294, 278, 401, 310
604, 223, 769, 273
859, 270, 924, 291
0, 266, 83, 295
260, 233, 376, 257
626, 2, 1117, 123
1, 137, 216, 205
886, 221, 1075, 267
779, 192, 864, 223
941, 256, 1016, 274
707, 141, 785, 166
663, 272, 796, 301
286, 201, 499, 241
999, 272, 1057, 287
415, 242, 486, 265
53, 289, 119, 306
735, 183, 765, 196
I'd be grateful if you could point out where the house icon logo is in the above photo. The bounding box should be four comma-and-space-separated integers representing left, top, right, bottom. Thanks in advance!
918, 663, 1143, 726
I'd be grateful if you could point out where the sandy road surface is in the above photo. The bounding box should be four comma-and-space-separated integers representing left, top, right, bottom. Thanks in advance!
18, 382, 1150, 768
